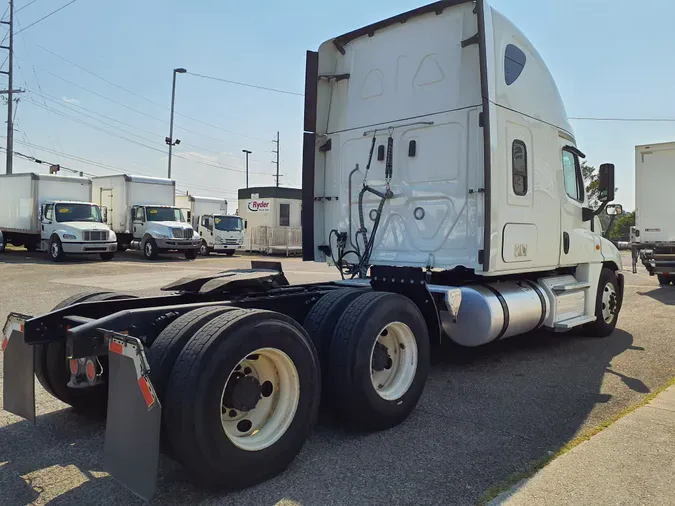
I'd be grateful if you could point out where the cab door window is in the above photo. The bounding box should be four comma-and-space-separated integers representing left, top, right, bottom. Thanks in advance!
562, 150, 584, 202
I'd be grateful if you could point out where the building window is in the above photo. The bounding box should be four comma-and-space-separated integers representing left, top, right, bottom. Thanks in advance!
512, 140, 527, 196
279, 203, 290, 227
505, 44, 526, 86
562, 149, 584, 202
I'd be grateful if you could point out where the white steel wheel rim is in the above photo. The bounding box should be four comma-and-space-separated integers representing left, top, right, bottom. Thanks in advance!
370, 322, 418, 401
200, 242, 207, 255
602, 282, 617, 323
50, 242, 59, 257
145, 242, 152, 256
220, 347, 300, 452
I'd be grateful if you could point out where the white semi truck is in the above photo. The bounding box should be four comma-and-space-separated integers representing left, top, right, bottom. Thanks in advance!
2, 1, 625, 500
0, 173, 117, 261
176, 194, 244, 256
631, 142, 675, 284
92, 174, 201, 260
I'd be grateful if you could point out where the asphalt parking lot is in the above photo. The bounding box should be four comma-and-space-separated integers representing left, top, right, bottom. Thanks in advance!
1, 250, 674, 506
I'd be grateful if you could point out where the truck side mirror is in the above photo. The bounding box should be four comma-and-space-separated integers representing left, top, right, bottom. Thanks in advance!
598, 163, 615, 203
605, 204, 623, 216
244, 220, 248, 230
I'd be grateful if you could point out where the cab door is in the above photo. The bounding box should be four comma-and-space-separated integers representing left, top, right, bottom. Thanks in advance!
132, 206, 147, 239
558, 142, 595, 266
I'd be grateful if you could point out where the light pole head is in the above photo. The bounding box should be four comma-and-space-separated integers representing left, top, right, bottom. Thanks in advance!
174, 68, 187, 74
242, 149, 252, 155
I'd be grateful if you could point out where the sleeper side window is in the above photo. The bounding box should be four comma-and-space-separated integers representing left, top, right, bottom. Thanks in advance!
562, 150, 584, 202
512, 140, 527, 196
505, 44, 526, 86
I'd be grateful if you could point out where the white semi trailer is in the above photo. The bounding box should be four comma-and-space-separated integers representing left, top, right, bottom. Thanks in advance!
2, 1, 625, 500
631, 141, 675, 284
176, 194, 244, 256
92, 174, 201, 260
0, 173, 117, 261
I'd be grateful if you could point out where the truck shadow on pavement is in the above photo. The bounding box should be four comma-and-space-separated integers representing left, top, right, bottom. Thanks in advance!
0, 249, 201, 266
637, 286, 675, 306
0, 328, 644, 505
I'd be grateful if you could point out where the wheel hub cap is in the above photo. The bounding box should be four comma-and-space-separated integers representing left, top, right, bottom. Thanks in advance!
601, 282, 618, 323
223, 373, 262, 412
370, 322, 418, 401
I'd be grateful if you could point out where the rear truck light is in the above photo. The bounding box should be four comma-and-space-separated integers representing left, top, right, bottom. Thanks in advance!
69, 358, 79, 375
85, 359, 97, 382
2, 313, 36, 422
67, 356, 104, 388
104, 331, 161, 501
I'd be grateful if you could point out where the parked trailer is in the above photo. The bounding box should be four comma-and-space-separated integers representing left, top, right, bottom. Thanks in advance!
0, 173, 117, 261
92, 174, 201, 260
631, 141, 675, 284
2, 1, 625, 500
176, 194, 244, 256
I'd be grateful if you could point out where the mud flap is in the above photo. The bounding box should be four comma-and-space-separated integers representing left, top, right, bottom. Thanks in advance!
104, 333, 161, 501
1, 314, 35, 422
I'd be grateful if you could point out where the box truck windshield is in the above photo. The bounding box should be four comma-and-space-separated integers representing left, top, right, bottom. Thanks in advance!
146, 207, 184, 222
55, 204, 102, 223
214, 216, 242, 232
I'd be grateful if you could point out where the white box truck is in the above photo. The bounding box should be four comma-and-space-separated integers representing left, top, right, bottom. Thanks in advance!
92, 174, 200, 260
631, 142, 675, 284
3, 1, 627, 500
0, 173, 117, 261
175, 194, 244, 256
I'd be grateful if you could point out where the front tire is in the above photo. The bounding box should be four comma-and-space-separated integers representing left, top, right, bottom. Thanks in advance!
143, 237, 159, 260
327, 292, 430, 431
200, 240, 210, 256
585, 267, 621, 337
185, 249, 198, 260
48, 235, 65, 262
225, 250, 235, 257
164, 309, 320, 489
99, 252, 115, 261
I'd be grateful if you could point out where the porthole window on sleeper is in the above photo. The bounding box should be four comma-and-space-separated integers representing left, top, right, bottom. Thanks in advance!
505, 44, 526, 86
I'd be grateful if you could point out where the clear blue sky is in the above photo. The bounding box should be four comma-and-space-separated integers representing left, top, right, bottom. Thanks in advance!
5, 0, 675, 210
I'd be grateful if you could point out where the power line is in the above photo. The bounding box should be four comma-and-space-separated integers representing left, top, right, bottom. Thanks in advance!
31, 45, 271, 143
15, 0, 78, 35
2, 137, 238, 196
23, 96, 268, 175
15, 0, 41, 15
187, 71, 304, 97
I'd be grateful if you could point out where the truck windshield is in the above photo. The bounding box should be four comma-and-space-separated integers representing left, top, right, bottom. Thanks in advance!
146, 207, 184, 222
55, 204, 102, 223
214, 216, 243, 231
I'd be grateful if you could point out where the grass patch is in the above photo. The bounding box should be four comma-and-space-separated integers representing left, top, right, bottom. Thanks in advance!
477, 375, 675, 505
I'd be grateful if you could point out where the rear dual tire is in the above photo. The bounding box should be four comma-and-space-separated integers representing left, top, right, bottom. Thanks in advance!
34, 291, 137, 413
161, 309, 320, 489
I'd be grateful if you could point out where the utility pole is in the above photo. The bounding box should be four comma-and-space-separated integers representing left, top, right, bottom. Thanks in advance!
242, 149, 252, 188
272, 130, 280, 187
1, 0, 15, 174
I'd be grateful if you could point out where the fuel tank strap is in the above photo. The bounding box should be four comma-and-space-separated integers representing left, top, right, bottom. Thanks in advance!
523, 280, 547, 330
482, 284, 509, 340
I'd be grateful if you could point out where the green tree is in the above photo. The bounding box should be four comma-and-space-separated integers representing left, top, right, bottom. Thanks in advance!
609, 211, 635, 241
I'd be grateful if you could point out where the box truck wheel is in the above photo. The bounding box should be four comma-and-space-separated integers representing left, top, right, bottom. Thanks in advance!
327, 292, 430, 431
585, 267, 621, 337
163, 309, 320, 489
199, 240, 210, 256
143, 236, 159, 260
657, 274, 671, 286
34, 291, 137, 413
185, 249, 198, 260
99, 252, 115, 261
48, 235, 65, 261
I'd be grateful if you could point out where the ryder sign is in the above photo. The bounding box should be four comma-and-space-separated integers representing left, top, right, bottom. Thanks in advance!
247, 199, 271, 212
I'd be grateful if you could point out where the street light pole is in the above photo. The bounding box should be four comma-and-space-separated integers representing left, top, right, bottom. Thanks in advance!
242, 149, 252, 188
167, 67, 186, 179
